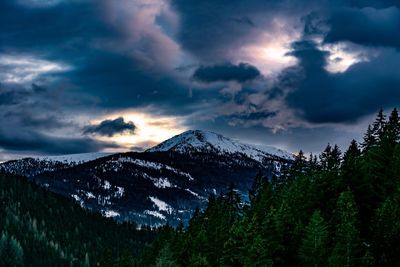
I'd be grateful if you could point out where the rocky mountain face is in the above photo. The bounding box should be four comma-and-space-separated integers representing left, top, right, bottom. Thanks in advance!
0, 130, 293, 226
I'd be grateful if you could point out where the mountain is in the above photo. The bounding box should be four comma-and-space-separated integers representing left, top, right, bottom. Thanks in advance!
0, 130, 293, 226
147, 130, 293, 161
0, 152, 112, 177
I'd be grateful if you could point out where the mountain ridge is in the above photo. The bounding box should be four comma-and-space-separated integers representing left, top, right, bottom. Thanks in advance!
147, 129, 293, 161
0, 130, 292, 226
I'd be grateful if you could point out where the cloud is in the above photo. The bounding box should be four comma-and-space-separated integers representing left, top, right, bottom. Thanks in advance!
282, 40, 400, 123
0, 82, 111, 155
0, 0, 115, 55
192, 63, 261, 83
84, 117, 136, 137
0, 128, 118, 154
102, 0, 182, 71
325, 6, 400, 48
171, 0, 316, 62
2, 0, 400, 158
0, 54, 69, 84
17, 0, 65, 8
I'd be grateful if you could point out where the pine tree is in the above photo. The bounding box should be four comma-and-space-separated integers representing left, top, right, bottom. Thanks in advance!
291, 150, 307, 175
249, 172, 265, 205
392, 144, 400, 179
341, 140, 361, 190
308, 153, 319, 171
329, 190, 360, 267
249, 177, 273, 221
319, 144, 341, 171
189, 254, 209, 267
0, 233, 7, 267
0, 234, 24, 267
99, 249, 113, 267
320, 144, 332, 171
372, 186, 400, 266
245, 235, 273, 267
360, 250, 375, 267
155, 245, 178, 267
380, 108, 400, 166
299, 211, 328, 267
384, 108, 400, 145
84, 252, 90, 267
372, 108, 387, 143
331, 145, 342, 170
222, 222, 245, 266
361, 125, 376, 153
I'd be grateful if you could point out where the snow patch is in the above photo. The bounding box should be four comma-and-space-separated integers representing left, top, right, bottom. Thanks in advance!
185, 188, 204, 199
114, 186, 124, 198
85, 191, 95, 199
118, 157, 194, 181
103, 210, 120, 218
153, 177, 173, 188
103, 180, 111, 190
144, 210, 166, 220
71, 194, 84, 207
36, 152, 112, 164
149, 196, 173, 214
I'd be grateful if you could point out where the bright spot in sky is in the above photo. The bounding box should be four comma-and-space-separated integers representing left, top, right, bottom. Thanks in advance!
0, 54, 69, 83
238, 30, 299, 77
321, 42, 368, 73
93, 110, 187, 151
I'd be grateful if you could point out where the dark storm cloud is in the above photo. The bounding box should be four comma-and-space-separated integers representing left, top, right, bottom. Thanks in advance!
64, 51, 195, 110
0, 0, 116, 56
345, 0, 400, 8
228, 111, 276, 121
325, 6, 400, 48
192, 63, 261, 83
84, 117, 136, 137
282, 41, 400, 123
171, 0, 316, 61
0, 82, 118, 155
2, 0, 400, 157
0, 128, 117, 154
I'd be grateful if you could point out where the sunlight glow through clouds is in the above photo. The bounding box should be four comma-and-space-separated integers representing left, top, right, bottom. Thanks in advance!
322, 43, 367, 73
0, 54, 70, 83
237, 27, 299, 77
92, 110, 187, 151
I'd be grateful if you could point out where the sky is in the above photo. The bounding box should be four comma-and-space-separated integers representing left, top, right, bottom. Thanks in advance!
1, 0, 400, 160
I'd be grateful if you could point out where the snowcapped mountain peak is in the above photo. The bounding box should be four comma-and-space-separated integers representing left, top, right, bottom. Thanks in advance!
147, 130, 293, 161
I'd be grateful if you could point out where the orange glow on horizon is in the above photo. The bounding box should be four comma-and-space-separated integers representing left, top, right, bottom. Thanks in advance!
91, 110, 187, 151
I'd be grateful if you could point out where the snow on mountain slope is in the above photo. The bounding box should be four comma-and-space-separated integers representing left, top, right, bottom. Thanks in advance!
36, 152, 113, 164
147, 130, 293, 161
0, 152, 113, 177
0, 130, 293, 226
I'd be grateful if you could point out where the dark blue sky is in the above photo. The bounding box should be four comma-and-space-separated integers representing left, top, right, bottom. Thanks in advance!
1, 0, 399, 160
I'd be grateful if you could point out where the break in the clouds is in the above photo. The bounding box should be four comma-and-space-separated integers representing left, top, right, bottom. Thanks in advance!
84, 117, 136, 137
1, 0, 400, 158
283, 41, 400, 123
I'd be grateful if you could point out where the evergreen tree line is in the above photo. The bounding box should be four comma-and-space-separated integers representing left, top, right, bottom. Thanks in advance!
140, 108, 400, 267
0, 171, 158, 266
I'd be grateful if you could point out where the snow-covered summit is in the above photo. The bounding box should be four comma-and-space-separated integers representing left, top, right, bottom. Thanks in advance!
147, 130, 293, 161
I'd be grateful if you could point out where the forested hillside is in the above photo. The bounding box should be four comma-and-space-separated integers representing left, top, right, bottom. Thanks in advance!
141, 108, 400, 267
0, 172, 155, 266
2, 108, 400, 267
